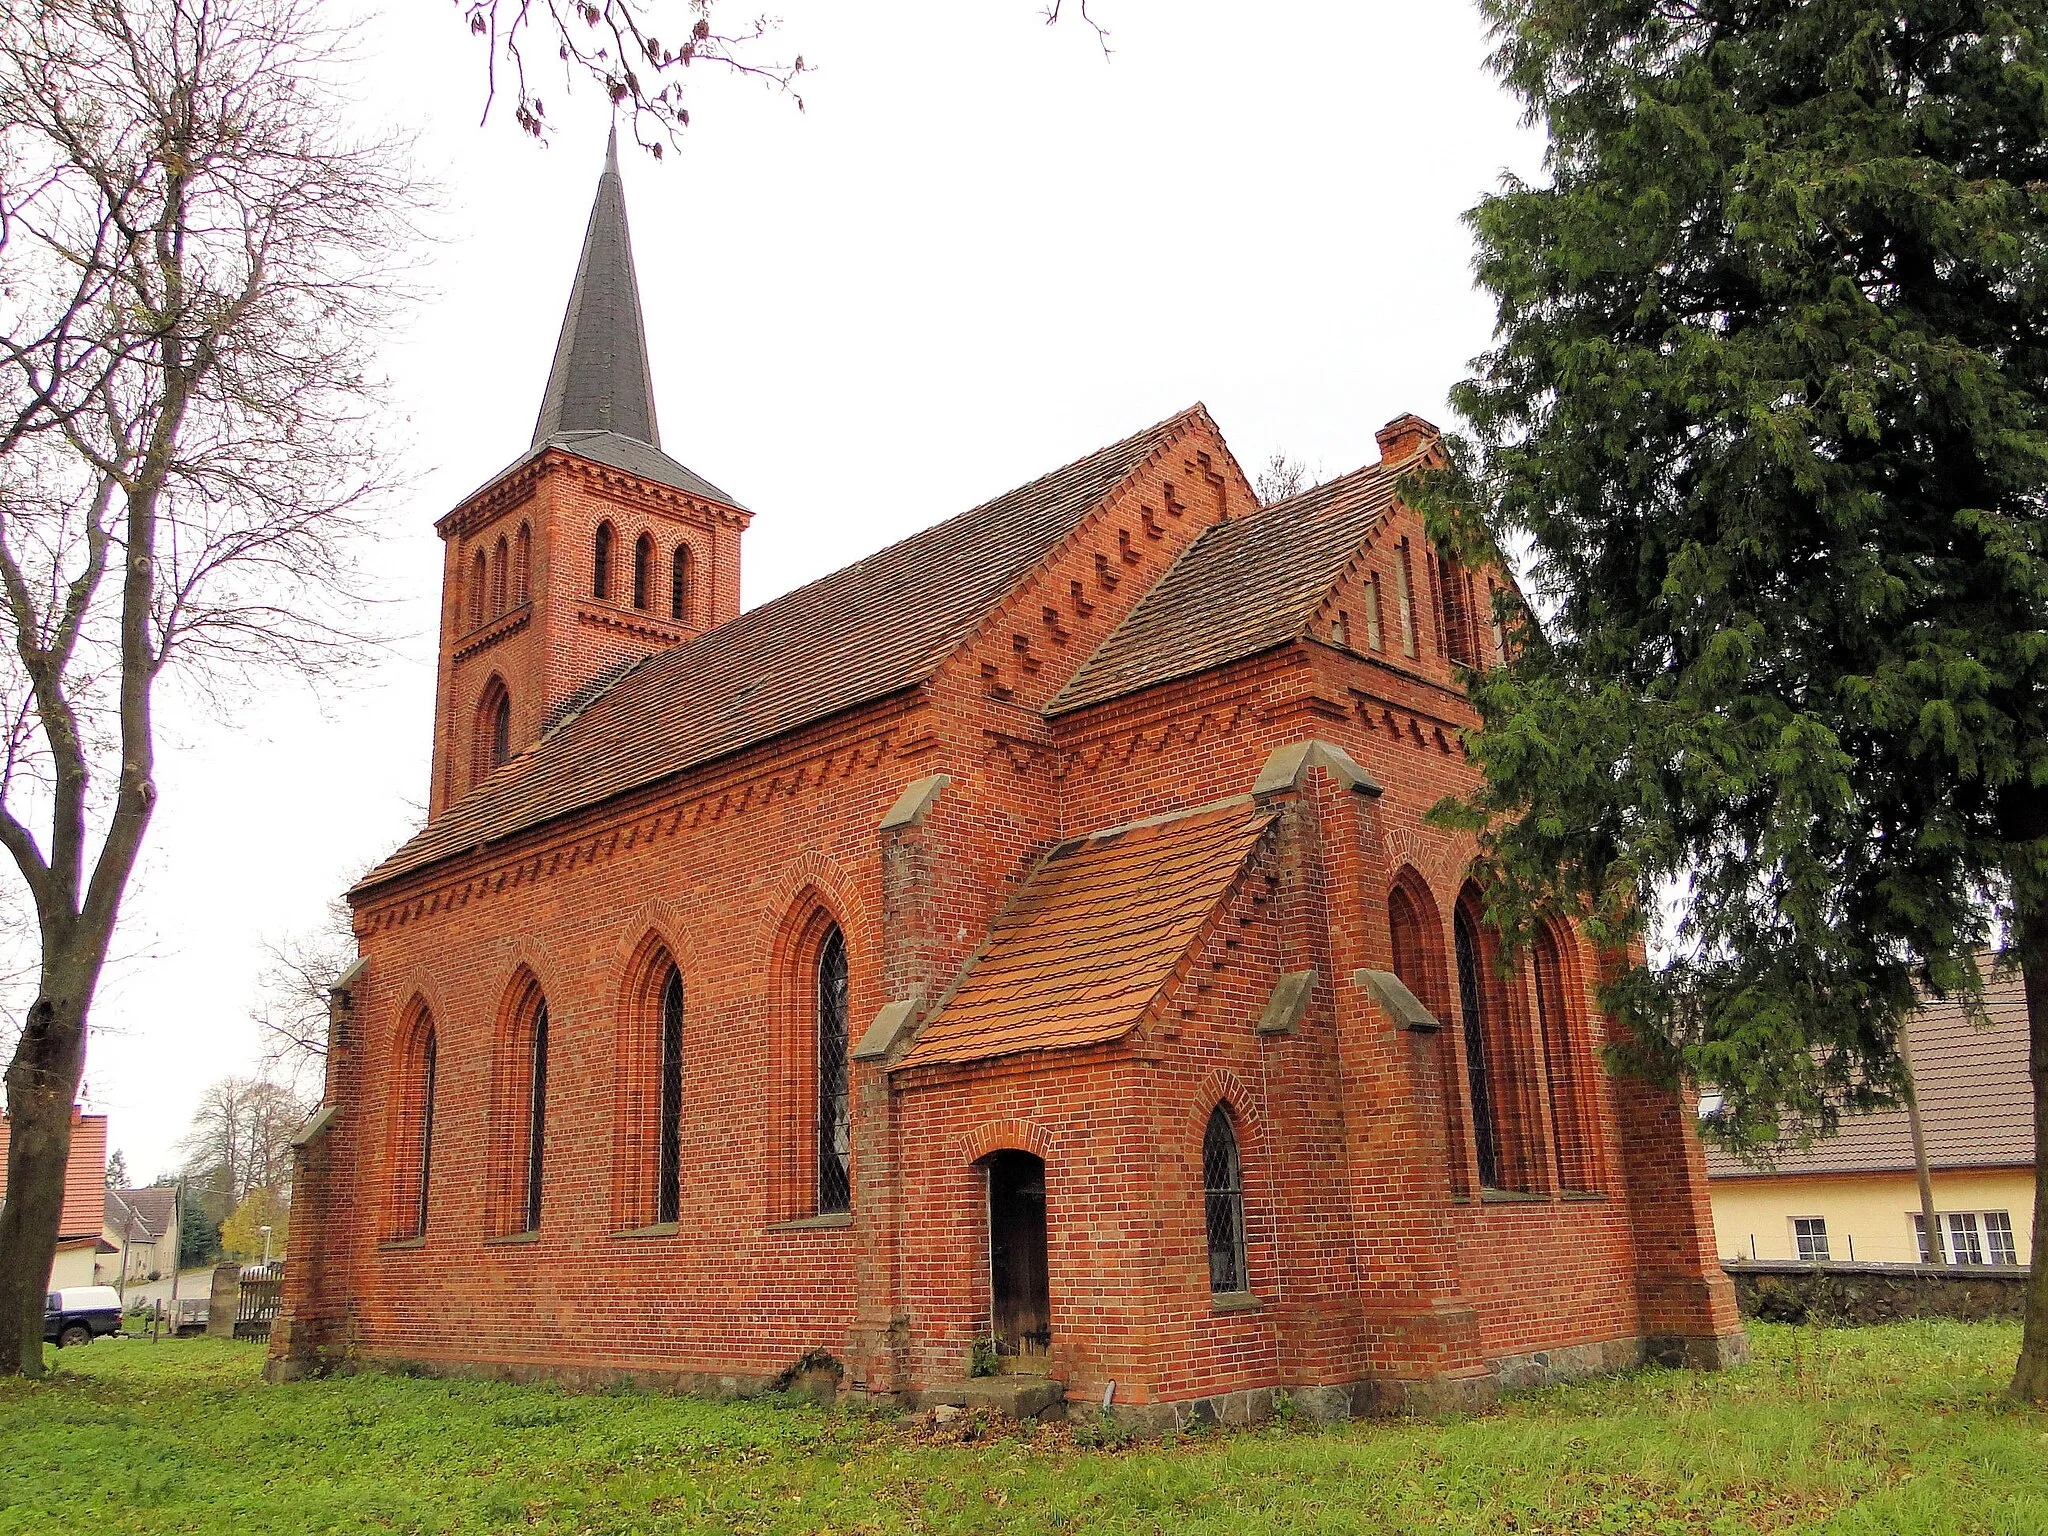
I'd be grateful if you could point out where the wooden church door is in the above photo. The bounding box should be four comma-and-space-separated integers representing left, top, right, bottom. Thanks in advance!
985, 1151, 1051, 1365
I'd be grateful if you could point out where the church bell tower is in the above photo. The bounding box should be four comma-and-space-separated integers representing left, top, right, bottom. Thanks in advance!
426, 130, 751, 819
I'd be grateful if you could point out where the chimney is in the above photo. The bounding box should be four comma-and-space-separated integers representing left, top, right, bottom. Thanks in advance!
1375, 413, 1442, 465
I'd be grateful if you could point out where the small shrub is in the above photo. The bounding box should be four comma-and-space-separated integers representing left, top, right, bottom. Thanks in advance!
1072, 1410, 1134, 1450
968, 1337, 1000, 1378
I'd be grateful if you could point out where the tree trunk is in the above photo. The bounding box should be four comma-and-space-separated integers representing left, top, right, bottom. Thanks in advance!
0, 973, 91, 1377
2013, 904, 2048, 1403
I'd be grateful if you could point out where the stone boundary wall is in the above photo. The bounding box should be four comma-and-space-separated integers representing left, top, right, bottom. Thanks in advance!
1725, 1260, 2028, 1325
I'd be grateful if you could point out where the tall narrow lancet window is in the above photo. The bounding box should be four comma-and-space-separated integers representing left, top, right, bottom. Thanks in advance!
1202, 1106, 1248, 1294
491, 535, 509, 616
632, 532, 653, 611
414, 1028, 438, 1237
514, 522, 532, 605
469, 550, 487, 627
657, 967, 684, 1225
593, 521, 614, 601
1533, 927, 1595, 1190
816, 926, 851, 1214
671, 545, 690, 624
491, 689, 511, 769
523, 1000, 550, 1232
1453, 908, 1504, 1189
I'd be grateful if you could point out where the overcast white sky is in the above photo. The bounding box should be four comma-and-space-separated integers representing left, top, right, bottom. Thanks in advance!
67, 1, 1544, 1179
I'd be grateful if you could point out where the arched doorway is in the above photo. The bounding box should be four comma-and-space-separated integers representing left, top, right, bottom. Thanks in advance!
984, 1151, 1050, 1364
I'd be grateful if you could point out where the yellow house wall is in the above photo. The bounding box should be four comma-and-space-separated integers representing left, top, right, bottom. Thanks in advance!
1710, 1168, 2034, 1264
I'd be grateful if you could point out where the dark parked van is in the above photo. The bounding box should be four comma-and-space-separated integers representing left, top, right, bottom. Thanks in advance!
44, 1286, 123, 1347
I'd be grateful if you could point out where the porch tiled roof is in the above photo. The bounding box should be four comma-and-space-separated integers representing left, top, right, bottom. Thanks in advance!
899, 801, 1276, 1069
360, 407, 1209, 893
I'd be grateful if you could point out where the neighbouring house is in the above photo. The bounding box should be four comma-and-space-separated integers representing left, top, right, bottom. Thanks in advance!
0, 1108, 110, 1291
1705, 962, 2033, 1268
101, 1187, 183, 1291
271, 133, 1744, 1425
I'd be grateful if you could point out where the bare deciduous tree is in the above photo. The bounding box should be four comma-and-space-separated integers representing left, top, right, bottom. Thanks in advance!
252, 897, 356, 1096
1254, 452, 1313, 507
459, 0, 808, 154
179, 1075, 308, 1209
0, 0, 424, 1375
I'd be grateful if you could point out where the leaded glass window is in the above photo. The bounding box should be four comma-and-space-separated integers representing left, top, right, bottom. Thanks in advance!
657, 968, 683, 1225
1454, 909, 1503, 1189
816, 927, 851, 1214
523, 1001, 549, 1232
1203, 1107, 1247, 1294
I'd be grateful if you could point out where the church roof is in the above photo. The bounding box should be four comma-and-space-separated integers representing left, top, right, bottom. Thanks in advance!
1052, 452, 1408, 715
359, 406, 1213, 893
898, 801, 1278, 1069
498, 129, 741, 509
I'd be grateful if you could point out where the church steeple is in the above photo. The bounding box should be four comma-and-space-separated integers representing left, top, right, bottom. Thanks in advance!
533, 126, 661, 448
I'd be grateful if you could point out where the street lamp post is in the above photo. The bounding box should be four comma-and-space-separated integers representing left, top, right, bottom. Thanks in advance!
259, 1225, 272, 1268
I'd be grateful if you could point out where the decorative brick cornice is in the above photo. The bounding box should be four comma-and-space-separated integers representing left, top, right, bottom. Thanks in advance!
451, 605, 531, 663
434, 447, 751, 543
575, 603, 690, 645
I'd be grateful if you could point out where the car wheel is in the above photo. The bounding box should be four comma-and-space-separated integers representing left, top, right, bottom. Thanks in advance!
58, 1324, 92, 1349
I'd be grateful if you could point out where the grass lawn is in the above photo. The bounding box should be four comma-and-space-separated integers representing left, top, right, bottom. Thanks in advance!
1, 1322, 2043, 1535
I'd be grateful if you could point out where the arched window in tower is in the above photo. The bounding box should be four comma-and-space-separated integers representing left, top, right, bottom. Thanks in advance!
671, 545, 691, 624
522, 998, 550, 1232
473, 676, 512, 787
816, 926, 851, 1214
514, 522, 532, 606
593, 521, 614, 601
657, 966, 684, 1225
1453, 907, 1504, 1189
469, 549, 486, 628
633, 532, 653, 611
491, 535, 509, 617
1202, 1105, 1248, 1294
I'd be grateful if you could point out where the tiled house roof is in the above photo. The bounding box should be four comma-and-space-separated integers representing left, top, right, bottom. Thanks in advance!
899, 801, 1277, 1068
1051, 454, 1406, 714
1705, 962, 2033, 1178
361, 407, 1210, 892
104, 1187, 178, 1243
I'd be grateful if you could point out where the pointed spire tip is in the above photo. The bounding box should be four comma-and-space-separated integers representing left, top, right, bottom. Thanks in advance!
604, 122, 619, 175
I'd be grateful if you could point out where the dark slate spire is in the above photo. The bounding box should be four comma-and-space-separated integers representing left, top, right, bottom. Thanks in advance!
532, 127, 661, 448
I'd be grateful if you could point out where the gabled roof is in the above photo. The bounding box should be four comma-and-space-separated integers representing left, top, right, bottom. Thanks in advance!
105, 1187, 177, 1242
360, 407, 1212, 893
1051, 454, 1407, 715
1705, 962, 2033, 1178
898, 801, 1277, 1069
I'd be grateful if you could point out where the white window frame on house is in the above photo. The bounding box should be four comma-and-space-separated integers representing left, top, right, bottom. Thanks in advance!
1791, 1215, 1831, 1262
1912, 1209, 2020, 1266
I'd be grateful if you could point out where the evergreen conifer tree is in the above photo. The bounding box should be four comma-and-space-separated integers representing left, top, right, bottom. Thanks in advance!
1438, 0, 2048, 1396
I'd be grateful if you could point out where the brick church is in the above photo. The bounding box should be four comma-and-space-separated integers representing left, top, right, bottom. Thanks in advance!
271, 136, 1744, 1424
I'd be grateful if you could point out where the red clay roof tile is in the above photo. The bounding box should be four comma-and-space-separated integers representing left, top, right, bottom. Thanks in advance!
898, 802, 1276, 1069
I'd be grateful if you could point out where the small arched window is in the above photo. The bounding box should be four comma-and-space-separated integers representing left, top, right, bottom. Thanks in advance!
514, 522, 532, 606
657, 967, 684, 1225
491, 689, 511, 769
522, 999, 550, 1233
469, 549, 487, 627
1453, 907, 1504, 1190
472, 676, 512, 788
414, 1027, 438, 1237
816, 926, 851, 1214
593, 521, 614, 601
671, 545, 690, 624
1202, 1107, 1247, 1294
632, 532, 653, 611
491, 535, 509, 617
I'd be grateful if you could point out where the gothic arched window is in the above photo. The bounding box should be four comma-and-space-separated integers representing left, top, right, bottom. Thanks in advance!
522, 999, 550, 1232
816, 926, 850, 1214
469, 549, 486, 627
1202, 1106, 1247, 1294
657, 967, 684, 1225
1533, 926, 1596, 1191
671, 545, 690, 624
593, 521, 614, 601
413, 1026, 438, 1237
491, 535, 509, 616
1453, 907, 1504, 1189
491, 689, 511, 769
514, 522, 532, 606
472, 676, 512, 788
632, 533, 653, 611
